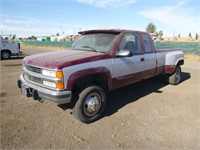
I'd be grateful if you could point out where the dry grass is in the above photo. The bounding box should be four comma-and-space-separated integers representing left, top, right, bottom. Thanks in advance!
184, 54, 200, 62
163, 37, 200, 42
22, 44, 67, 50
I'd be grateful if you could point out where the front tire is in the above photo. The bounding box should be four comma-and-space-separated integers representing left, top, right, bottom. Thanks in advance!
1, 50, 11, 60
73, 85, 106, 123
168, 65, 182, 85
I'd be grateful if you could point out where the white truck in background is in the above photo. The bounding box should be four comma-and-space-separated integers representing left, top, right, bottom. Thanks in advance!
0, 36, 21, 60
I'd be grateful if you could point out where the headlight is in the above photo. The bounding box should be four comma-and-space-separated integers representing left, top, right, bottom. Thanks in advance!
42, 69, 56, 77
43, 81, 64, 89
43, 81, 56, 88
42, 69, 64, 89
42, 69, 63, 78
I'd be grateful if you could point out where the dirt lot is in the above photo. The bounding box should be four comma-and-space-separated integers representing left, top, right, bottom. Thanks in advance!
1, 47, 200, 149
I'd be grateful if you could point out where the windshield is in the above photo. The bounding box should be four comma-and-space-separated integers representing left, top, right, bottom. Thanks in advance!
70, 33, 118, 53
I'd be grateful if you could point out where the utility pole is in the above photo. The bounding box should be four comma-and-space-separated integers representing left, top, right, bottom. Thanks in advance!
60, 21, 63, 35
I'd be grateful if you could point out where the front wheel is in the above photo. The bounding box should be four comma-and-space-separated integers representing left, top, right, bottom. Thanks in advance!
73, 85, 106, 123
1, 50, 11, 60
168, 65, 182, 85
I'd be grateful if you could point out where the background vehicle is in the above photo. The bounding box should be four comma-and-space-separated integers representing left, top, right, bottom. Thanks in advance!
0, 35, 21, 60
18, 29, 184, 123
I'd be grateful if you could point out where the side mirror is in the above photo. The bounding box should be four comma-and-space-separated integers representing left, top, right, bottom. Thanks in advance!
116, 50, 132, 57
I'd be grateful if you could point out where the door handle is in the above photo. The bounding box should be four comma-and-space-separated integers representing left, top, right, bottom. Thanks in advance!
141, 58, 145, 61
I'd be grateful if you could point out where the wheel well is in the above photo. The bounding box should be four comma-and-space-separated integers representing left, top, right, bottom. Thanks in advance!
1, 49, 11, 55
177, 59, 184, 66
73, 74, 109, 92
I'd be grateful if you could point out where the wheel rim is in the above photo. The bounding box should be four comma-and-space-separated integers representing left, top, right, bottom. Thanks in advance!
2, 52, 9, 59
84, 93, 102, 116
175, 68, 181, 83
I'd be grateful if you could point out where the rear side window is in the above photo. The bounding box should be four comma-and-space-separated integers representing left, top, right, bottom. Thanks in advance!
119, 33, 141, 54
141, 34, 153, 52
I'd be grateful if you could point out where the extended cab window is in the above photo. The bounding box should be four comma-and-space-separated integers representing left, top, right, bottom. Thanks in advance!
118, 33, 141, 54
141, 34, 153, 52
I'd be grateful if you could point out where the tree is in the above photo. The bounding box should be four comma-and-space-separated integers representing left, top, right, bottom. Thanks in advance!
178, 33, 181, 37
146, 22, 156, 33
188, 32, 192, 38
158, 30, 163, 40
195, 33, 198, 40
155, 32, 159, 38
56, 33, 60, 36
28, 35, 36, 40
158, 30, 163, 38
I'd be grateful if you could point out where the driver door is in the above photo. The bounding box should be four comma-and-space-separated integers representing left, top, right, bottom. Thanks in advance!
111, 32, 145, 89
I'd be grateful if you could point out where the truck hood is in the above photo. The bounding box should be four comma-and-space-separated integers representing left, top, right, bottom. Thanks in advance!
23, 50, 111, 69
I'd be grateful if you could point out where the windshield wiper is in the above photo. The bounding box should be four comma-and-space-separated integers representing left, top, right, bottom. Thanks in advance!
81, 46, 98, 52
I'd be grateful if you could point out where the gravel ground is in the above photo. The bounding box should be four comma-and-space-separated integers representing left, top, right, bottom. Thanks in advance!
0, 47, 200, 149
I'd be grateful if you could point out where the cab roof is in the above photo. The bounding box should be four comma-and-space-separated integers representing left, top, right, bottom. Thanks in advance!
78, 29, 146, 35
78, 29, 123, 35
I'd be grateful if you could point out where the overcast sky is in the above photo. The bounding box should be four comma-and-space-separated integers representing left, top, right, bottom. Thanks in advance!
0, 0, 199, 37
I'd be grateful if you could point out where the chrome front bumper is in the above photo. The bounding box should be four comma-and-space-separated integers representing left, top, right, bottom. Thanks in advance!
18, 74, 71, 104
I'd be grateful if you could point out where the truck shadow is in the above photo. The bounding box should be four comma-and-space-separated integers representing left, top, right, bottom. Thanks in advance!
1, 56, 24, 61
10, 56, 25, 60
103, 72, 190, 117
58, 72, 190, 120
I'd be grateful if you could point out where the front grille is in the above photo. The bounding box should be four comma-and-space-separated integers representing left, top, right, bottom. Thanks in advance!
25, 65, 42, 74
26, 74, 43, 84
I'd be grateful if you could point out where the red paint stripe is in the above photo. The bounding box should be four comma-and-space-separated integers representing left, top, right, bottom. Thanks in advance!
57, 53, 111, 69
165, 65, 176, 74
111, 68, 159, 90
67, 67, 112, 90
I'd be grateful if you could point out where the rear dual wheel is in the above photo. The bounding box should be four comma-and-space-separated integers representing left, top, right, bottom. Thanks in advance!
168, 65, 182, 85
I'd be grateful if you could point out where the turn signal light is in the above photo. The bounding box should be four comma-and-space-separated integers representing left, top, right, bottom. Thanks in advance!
56, 82, 64, 89
56, 71, 64, 78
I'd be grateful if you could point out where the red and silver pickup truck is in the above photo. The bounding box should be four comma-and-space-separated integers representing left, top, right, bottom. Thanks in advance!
18, 29, 184, 123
